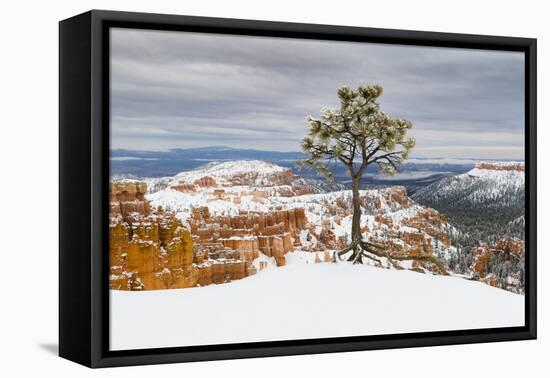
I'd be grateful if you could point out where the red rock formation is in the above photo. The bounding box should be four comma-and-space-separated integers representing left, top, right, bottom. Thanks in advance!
109, 223, 129, 268
274, 256, 286, 267
169, 176, 217, 192
194, 176, 217, 187
110, 181, 151, 222
258, 234, 292, 258
246, 263, 257, 276
318, 228, 343, 251
109, 181, 258, 291
470, 236, 525, 278
493, 236, 525, 259
226, 260, 247, 280
275, 185, 314, 197
191, 206, 210, 220
213, 189, 225, 198
110, 212, 197, 291
189, 207, 307, 256
227, 168, 295, 187
221, 237, 259, 261
369, 234, 431, 259
369, 186, 409, 209
401, 232, 433, 256
374, 215, 393, 228
481, 273, 498, 287
170, 183, 196, 192
384, 186, 409, 207
196, 264, 213, 286
475, 162, 524, 172
471, 244, 491, 276
366, 225, 441, 272
402, 208, 450, 246
110, 181, 147, 202
211, 261, 227, 284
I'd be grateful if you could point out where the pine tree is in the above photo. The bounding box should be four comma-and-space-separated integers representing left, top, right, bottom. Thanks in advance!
297, 85, 446, 273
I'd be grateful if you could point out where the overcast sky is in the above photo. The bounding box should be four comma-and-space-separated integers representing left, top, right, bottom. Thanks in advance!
110, 28, 525, 159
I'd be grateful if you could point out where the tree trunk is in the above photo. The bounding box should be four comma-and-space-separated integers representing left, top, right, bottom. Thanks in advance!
351, 175, 362, 242
347, 175, 362, 262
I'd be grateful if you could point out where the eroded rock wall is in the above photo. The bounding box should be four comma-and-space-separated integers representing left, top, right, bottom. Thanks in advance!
110, 181, 259, 290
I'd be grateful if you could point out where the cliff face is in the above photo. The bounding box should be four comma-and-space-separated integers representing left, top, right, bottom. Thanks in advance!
170, 172, 311, 197
402, 208, 450, 246
470, 236, 525, 291
411, 161, 524, 212
223, 168, 295, 187
110, 180, 310, 290
475, 162, 524, 172
170, 160, 297, 187
471, 236, 525, 276
110, 181, 150, 217
373, 186, 409, 209
189, 206, 308, 267
493, 236, 525, 259
109, 194, 198, 291
110, 181, 147, 202
110, 181, 249, 290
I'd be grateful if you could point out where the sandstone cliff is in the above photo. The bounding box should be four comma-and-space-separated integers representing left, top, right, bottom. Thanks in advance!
110, 180, 311, 290
110, 181, 258, 290
188, 206, 308, 267
470, 236, 525, 291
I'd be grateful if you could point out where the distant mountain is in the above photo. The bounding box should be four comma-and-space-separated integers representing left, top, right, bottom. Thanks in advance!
144, 159, 346, 195
411, 162, 525, 246
173, 160, 293, 186
111, 147, 304, 178
412, 162, 524, 209
110, 146, 480, 192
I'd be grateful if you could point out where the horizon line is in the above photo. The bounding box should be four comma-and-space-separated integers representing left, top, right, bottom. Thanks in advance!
110, 145, 525, 162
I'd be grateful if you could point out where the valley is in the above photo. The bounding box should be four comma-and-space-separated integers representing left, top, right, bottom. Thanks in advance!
109, 158, 525, 294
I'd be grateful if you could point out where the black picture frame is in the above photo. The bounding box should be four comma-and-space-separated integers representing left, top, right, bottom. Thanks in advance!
59, 9, 537, 368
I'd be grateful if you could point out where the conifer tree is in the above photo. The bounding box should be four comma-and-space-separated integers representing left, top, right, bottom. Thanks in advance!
298, 85, 446, 273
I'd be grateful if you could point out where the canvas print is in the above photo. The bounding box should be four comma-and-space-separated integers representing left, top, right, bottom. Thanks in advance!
108, 28, 526, 351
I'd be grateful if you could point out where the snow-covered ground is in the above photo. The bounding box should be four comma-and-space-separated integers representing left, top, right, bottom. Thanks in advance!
173, 160, 288, 186
110, 262, 524, 350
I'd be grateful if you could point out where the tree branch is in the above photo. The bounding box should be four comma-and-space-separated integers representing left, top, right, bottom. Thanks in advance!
367, 150, 402, 165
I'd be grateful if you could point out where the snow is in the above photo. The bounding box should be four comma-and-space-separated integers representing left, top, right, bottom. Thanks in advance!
110, 262, 524, 350
111, 159, 524, 350
173, 160, 288, 186
146, 180, 457, 266
147, 187, 272, 221
466, 162, 524, 183
467, 167, 523, 182
412, 161, 524, 208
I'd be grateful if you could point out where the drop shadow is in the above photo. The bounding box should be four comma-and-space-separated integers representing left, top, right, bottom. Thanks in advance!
38, 343, 58, 356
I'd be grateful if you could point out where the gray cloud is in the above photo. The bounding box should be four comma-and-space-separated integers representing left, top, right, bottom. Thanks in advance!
110, 28, 525, 159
